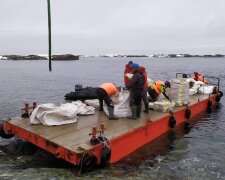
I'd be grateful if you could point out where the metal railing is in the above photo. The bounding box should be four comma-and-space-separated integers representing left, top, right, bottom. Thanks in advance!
176, 73, 191, 79
203, 76, 220, 91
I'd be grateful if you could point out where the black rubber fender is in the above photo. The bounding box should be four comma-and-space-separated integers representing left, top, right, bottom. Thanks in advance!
218, 91, 223, 97
185, 108, 191, 119
207, 100, 212, 113
216, 91, 223, 102
215, 95, 221, 102
79, 153, 97, 174
101, 146, 111, 167
0, 121, 14, 139
169, 115, 176, 128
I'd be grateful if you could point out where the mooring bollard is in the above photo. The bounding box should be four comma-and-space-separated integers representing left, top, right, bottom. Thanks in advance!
21, 103, 30, 118
99, 123, 106, 135
32, 102, 37, 110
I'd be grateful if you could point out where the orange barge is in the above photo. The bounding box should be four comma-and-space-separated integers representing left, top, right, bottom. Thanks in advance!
0, 92, 222, 173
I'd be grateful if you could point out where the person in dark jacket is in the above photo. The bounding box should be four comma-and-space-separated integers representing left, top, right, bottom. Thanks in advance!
96, 83, 119, 120
126, 63, 145, 119
124, 61, 134, 88
139, 66, 149, 113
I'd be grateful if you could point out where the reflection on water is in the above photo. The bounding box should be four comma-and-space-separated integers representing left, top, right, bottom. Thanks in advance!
0, 57, 225, 179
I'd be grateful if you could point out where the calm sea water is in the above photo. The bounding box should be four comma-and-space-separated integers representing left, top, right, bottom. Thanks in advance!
0, 57, 225, 179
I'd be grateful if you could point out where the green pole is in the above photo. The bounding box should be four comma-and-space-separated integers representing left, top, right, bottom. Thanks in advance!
47, 0, 52, 71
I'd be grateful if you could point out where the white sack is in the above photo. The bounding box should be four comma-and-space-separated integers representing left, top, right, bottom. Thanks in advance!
147, 78, 154, 86
84, 99, 99, 107
186, 78, 195, 83
187, 80, 206, 95
195, 81, 205, 85
103, 89, 132, 117
71, 101, 95, 115
189, 83, 200, 95
198, 85, 215, 94
125, 73, 133, 79
110, 93, 120, 104
189, 88, 197, 95
30, 101, 95, 126
149, 101, 175, 113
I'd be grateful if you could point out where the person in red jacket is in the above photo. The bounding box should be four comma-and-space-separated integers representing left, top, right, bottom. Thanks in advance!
139, 66, 149, 113
96, 83, 119, 120
124, 61, 134, 88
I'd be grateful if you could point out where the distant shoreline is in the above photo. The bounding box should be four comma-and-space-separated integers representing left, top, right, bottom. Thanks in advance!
0, 53, 224, 61
0, 54, 79, 61
81, 54, 225, 58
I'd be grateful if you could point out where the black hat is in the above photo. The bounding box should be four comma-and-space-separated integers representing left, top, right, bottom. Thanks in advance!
165, 81, 171, 88
128, 61, 133, 65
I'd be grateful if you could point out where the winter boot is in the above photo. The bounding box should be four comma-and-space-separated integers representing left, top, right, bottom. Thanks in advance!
127, 105, 137, 120
98, 99, 103, 111
143, 103, 149, 113
136, 105, 142, 118
108, 106, 118, 120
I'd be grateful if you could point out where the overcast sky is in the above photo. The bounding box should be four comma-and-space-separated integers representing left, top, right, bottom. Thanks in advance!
0, 0, 225, 55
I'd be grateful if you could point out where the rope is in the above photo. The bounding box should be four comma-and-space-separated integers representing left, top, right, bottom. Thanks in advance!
97, 136, 111, 149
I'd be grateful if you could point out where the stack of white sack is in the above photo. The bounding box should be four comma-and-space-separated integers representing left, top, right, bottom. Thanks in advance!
103, 89, 132, 117
198, 85, 215, 94
149, 100, 175, 113
186, 78, 206, 95
30, 101, 95, 126
170, 78, 189, 106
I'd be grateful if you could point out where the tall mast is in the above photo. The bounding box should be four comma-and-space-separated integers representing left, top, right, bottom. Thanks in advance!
47, 0, 52, 71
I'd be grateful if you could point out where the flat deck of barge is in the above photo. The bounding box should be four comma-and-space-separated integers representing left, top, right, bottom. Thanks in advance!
2, 93, 218, 170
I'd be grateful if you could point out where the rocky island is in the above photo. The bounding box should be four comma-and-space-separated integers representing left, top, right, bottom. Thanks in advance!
0, 54, 79, 61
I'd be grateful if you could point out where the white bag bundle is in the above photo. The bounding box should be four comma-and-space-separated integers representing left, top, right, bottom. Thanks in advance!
30, 101, 95, 126
125, 73, 133, 79
84, 99, 99, 107
147, 78, 154, 86
198, 85, 215, 94
30, 103, 78, 126
149, 101, 175, 113
71, 101, 95, 115
187, 79, 206, 95
103, 89, 132, 117
170, 79, 189, 106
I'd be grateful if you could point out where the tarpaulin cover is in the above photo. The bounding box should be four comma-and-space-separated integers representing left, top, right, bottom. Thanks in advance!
30, 101, 95, 126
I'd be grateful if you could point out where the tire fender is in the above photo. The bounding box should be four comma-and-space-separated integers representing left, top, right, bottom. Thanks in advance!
79, 153, 97, 174
169, 114, 176, 128
101, 146, 111, 167
0, 121, 14, 139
